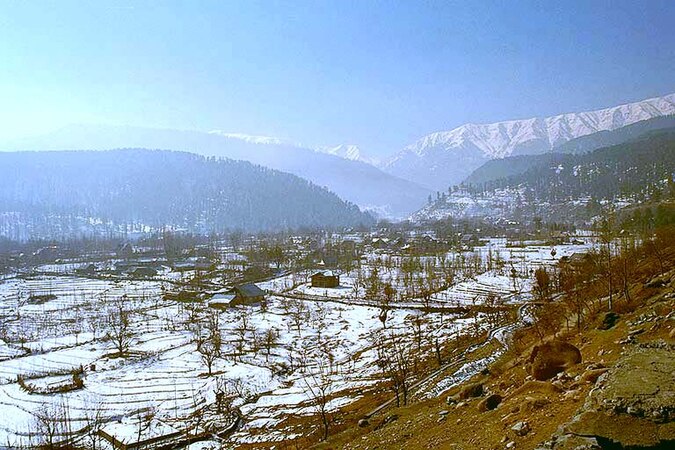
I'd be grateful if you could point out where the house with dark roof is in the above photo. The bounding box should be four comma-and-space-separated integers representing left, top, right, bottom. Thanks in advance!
231, 283, 266, 306
311, 271, 340, 288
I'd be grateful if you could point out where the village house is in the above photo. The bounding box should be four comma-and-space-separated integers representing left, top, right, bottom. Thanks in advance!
311, 271, 340, 288
231, 283, 266, 306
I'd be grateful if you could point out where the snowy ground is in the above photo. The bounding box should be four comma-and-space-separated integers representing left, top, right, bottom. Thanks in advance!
0, 235, 597, 447
0, 274, 471, 447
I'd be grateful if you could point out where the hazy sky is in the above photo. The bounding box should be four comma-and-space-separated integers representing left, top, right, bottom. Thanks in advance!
1, 0, 674, 155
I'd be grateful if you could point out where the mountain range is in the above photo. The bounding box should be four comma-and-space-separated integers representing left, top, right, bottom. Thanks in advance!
0, 149, 374, 240
413, 128, 675, 224
382, 93, 675, 190
3, 92, 675, 222
2, 126, 428, 219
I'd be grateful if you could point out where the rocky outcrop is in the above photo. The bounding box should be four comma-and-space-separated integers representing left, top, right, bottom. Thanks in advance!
528, 341, 582, 381
548, 344, 675, 448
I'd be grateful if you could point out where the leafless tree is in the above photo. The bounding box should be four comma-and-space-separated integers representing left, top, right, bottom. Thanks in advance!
196, 311, 222, 375
287, 299, 309, 335
375, 331, 413, 406
233, 311, 250, 360
262, 327, 279, 361
105, 295, 133, 356
31, 400, 74, 449
303, 353, 335, 441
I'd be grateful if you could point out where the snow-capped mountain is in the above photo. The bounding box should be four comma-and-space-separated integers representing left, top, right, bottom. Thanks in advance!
317, 144, 380, 166
208, 131, 291, 146
384, 93, 675, 190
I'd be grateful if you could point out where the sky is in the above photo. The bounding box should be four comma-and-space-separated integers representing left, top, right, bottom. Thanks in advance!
0, 0, 674, 156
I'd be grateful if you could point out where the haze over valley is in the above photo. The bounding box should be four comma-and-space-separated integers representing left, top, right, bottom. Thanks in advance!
1, 2, 674, 449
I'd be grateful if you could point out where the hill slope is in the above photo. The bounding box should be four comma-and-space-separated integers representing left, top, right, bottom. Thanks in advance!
413, 130, 675, 223
384, 93, 675, 190
465, 118, 675, 186
2, 125, 428, 219
0, 149, 374, 239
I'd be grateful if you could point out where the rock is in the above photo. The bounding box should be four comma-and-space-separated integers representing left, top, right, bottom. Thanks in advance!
458, 382, 484, 399
562, 389, 581, 401
562, 346, 675, 448
577, 368, 609, 385
523, 395, 550, 411
628, 327, 645, 336
446, 395, 457, 405
478, 394, 503, 411
528, 340, 582, 381
383, 414, 398, 424
598, 312, 620, 330
551, 434, 601, 449
358, 418, 369, 427
506, 441, 516, 448
438, 409, 449, 416
455, 401, 467, 408
669, 328, 675, 339
511, 421, 530, 436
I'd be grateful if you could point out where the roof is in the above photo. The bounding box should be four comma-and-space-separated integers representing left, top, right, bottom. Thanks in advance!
311, 270, 337, 278
234, 283, 265, 298
209, 293, 236, 306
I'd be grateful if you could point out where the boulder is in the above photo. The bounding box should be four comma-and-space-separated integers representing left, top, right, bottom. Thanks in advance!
458, 382, 484, 399
478, 394, 503, 411
511, 421, 530, 436
576, 367, 609, 385
561, 346, 675, 448
523, 395, 551, 412
357, 418, 369, 427
528, 340, 582, 381
551, 434, 601, 449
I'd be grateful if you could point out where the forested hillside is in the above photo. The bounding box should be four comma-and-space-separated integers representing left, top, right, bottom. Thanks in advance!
464, 119, 675, 186
0, 149, 374, 239
467, 131, 675, 203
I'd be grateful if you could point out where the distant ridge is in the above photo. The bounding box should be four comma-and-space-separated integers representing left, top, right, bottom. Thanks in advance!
464, 116, 675, 186
2, 125, 429, 219
384, 93, 675, 189
0, 149, 375, 240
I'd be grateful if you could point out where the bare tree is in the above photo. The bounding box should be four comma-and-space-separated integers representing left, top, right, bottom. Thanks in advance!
233, 311, 250, 361
303, 352, 335, 441
287, 299, 309, 335
262, 327, 279, 361
196, 311, 222, 375
375, 331, 413, 407
106, 295, 133, 356
31, 400, 73, 449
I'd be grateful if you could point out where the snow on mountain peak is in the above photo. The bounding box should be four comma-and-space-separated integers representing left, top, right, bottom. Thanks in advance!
400, 93, 675, 160
317, 144, 380, 166
208, 131, 291, 146
384, 92, 675, 189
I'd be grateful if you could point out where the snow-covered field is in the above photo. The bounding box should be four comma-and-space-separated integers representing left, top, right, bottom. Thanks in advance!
0, 235, 596, 447
0, 274, 471, 447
